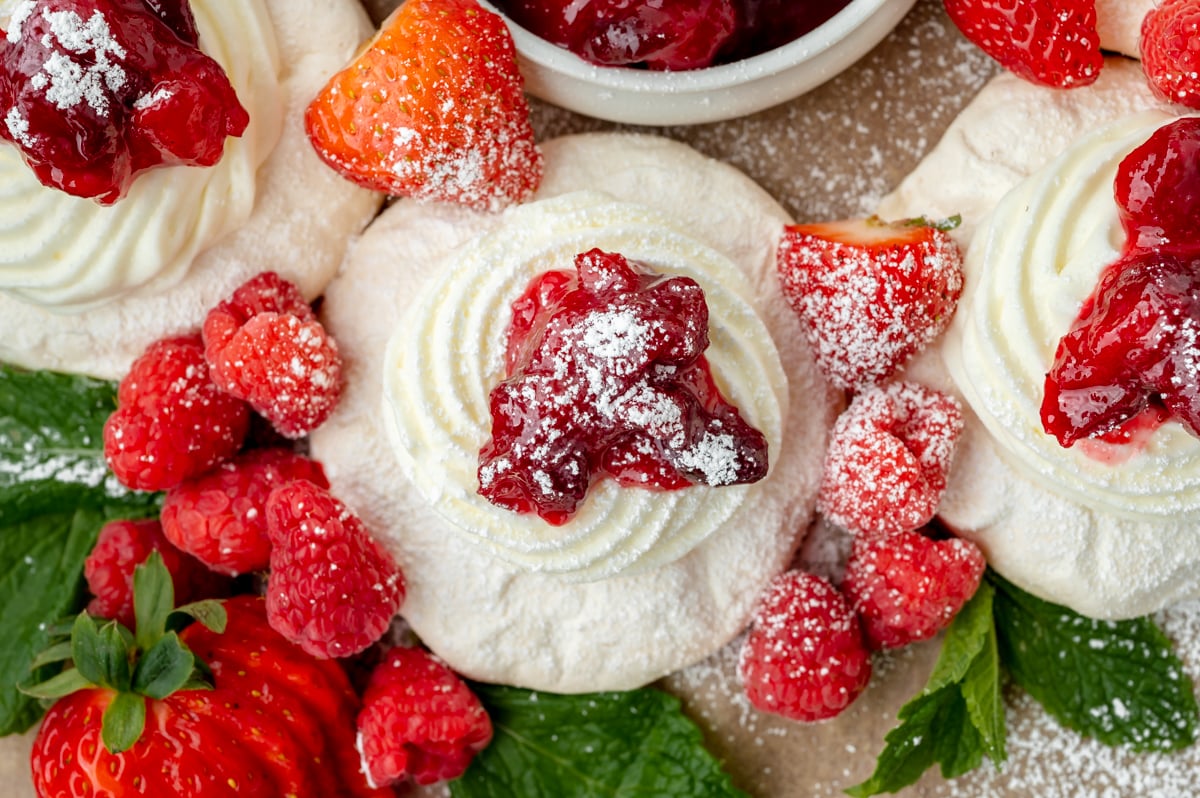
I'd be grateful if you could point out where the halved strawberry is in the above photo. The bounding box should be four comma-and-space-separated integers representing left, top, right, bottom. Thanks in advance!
943, 0, 1102, 89
304, 0, 543, 212
777, 216, 964, 392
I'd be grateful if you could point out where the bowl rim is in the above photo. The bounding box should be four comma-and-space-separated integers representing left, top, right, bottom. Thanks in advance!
478, 0, 893, 92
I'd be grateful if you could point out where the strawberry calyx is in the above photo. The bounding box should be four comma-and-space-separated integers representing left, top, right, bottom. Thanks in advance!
22, 553, 226, 754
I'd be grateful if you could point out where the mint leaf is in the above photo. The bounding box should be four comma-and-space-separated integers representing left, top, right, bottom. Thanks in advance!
0, 364, 161, 735
848, 584, 1003, 796
451, 685, 747, 798
991, 573, 1199, 752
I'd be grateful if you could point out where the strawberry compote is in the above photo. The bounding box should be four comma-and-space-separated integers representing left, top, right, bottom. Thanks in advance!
0, 0, 248, 204
1042, 118, 1200, 447
478, 248, 769, 525
496, 0, 852, 70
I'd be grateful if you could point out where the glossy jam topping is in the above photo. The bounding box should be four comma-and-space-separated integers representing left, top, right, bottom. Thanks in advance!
0, 0, 248, 204
496, 0, 851, 70
478, 248, 769, 524
1042, 117, 1200, 447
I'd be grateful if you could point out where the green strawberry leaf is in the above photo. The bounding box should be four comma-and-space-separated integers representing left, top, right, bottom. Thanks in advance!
133, 632, 195, 700
20, 668, 93, 701
990, 572, 1199, 752
0, 364, 161, 736
451, 685, 748, 798
847, 583, 1001, 797
101, 691, 146, 755
170, 600, 228, 635
133, 551, 175, 650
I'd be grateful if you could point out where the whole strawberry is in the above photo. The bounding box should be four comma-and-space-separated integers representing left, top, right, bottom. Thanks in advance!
305, 0, 543, 211
357, 646, 493, 786
943, 0, 1102, 89
777, 216, 964, 392
842, 528, 986, 650
738, 570, 872, 722
1140, 0, 1200, 109
29, 558, 388, 798
265, 480, 406, 659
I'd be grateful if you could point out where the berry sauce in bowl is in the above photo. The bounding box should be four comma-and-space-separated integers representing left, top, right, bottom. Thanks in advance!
479, 0, 917, 125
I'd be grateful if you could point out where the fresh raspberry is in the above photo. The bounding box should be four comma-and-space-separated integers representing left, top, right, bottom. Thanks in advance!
1140, 0, 1200, 109
777, 216, 964, 391
356, 647, 493, 787
841, 529, 986, 650
204, 273, 342, 439
84, 518, 230, 628
943, 0, 1102, 89
265, 480, 405, 659
161, 447, 329, 576
1114, 117, 1200, 251
103, 336, 250, 491
738, 571, 872, 722
818, 382, 964, 537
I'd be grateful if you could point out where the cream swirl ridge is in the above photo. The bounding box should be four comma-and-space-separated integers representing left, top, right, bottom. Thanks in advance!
0, 0, 282, 309
945, 110, 1200, 520
382, 190, 788, 580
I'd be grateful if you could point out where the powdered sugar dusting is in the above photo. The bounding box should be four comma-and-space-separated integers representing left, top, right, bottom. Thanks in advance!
30, 9, 127, 116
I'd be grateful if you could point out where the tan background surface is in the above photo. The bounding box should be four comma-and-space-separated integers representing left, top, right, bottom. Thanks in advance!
4, 1, 1200, 796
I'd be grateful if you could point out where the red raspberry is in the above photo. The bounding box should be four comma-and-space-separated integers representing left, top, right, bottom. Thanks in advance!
357, 647, 493, 787
777, 216, 964, 391
103, 336, 250, 491
738, 571, 872, 722
265, 480, 405, 659
1141, 0, 1200, 109
161, 447, 329, 576
943, 0, 1101, 89
84, 518, 230, 628
842, 528, 986, 650
818, 382, 963, 537
204, 274, 342, 439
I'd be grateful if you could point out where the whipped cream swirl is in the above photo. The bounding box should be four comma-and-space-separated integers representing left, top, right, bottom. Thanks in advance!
0, 0, 282, 309
945, 110, 1200, 520
383, 191, 788, 580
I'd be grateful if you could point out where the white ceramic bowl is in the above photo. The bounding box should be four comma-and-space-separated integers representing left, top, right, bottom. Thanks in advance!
480, 0, 918, 126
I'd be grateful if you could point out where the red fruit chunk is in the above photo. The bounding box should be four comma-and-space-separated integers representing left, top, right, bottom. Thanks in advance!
104, 335, 250, 492
161, 447, 330, 576
357, 647, 493, 787
720, 0, 850, 63
1042, 250, 1200, 447
738, 571, 872, 722
305, 0, 543, 212
265, 480, 405, 659
1114, 117, 1200, 251
943, 0, 1101, 89
819, 382, 964, 537
478, 248, 769, 524
1141, 0, 1200, 109
777, 216, 964, 391
204, 272, 341, 439
841, 529, 985, 650
84, 518, 229, 627
0, 0, 248, 204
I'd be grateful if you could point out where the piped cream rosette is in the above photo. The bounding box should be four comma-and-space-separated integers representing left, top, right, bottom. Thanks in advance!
311, 134, 838, 692
0, 0, 381, 379
879, 59, 1196, 619
384, 191, 787, 580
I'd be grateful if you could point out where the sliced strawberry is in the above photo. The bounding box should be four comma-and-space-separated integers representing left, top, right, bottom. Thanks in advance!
818, 382, 964, 537
943, 0, 1102, 89
1140, 0, 1200, 109
777, 216, 964, 391
304, 0, 543, 212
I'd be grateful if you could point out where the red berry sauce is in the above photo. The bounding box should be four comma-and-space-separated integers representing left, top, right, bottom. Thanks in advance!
1042, 118, 1200, 448
479, 248, 769, 525
0, 0, 248, 204
496, 0, 853, 70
